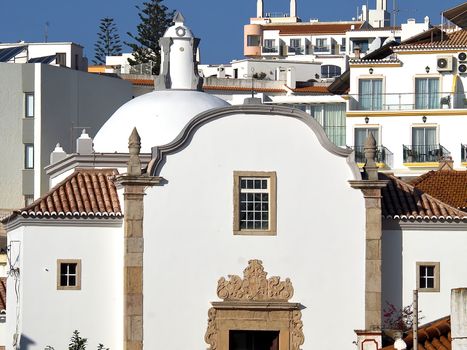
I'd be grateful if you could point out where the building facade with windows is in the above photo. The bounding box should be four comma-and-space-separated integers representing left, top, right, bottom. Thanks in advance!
0, 62, 132, 215
2, 15, 467, 350
346, 28, 467, 176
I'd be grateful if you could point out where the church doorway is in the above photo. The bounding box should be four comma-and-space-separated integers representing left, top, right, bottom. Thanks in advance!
229, 330, 279, 350
205, 260, 304, 350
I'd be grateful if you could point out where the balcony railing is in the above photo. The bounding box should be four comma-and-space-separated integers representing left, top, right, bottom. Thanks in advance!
262, 46, 279, 54
313, 45, 331, 53
462, 144, 467, 162
349, 92, 467, 111
352, 146, 393, 167
403, 144, 451, 163
288, 46, 306, 55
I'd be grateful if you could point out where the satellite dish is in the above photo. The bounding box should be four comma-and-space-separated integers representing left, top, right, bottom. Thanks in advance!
367, 37, 382, 53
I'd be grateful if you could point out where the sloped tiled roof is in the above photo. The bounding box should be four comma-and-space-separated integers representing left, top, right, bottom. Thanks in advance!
262, 21, 364, 35
382, 316, 451, 350
396, 29, 467, 50
203, 85, 284, 93
381, 174, 467, 221
410, 171, 467, 211
3, 169, 121, 222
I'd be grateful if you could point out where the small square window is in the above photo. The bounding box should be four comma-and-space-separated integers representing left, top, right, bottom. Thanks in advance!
416, 262, 440, 292
57, 259, 81, 290
233, 171, 276, 235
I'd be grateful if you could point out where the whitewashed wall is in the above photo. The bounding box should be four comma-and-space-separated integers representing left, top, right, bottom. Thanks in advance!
6, 223, 123, 350
383, 226, 467, 323
143, 113, 366, 350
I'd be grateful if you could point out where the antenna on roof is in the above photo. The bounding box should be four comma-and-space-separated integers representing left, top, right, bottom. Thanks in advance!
44, 21, 50, 43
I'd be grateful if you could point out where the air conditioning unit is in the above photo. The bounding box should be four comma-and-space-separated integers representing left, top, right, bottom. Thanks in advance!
458, 52, 467, 74
437, 56, 454, 72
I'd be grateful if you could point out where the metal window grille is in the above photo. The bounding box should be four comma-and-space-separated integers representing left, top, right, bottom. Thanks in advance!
60, 263, 78, 287
419, 265, 435, 289
239, 177, 269, 230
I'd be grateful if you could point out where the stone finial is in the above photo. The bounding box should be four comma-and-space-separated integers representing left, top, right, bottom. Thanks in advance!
50, 143, 67, 165
128, 128, 142, 176
76, 129, 93, 155
173, 11, 185, 24
363, 132, 378, 181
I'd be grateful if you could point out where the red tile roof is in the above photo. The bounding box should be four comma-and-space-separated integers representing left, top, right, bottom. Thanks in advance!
262, 22, 364, 35
3, 169, 122, 221
128, 79, 154, 86
203, 85, 284, 93
293, 86, 329, 93
382, 316, 451, 350
396, 29, 467, 50
0, 278, 5, 311
381, 174, 467, 221
410, 170, 467, 211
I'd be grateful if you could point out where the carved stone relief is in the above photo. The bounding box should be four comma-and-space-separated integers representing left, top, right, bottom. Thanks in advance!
205, 260, 304, 350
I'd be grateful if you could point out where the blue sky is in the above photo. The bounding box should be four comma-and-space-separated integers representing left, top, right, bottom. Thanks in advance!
0, 0, 463, 64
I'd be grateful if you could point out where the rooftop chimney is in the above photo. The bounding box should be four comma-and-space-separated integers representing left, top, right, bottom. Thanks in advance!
257, 0, 264, 18
50, 143, 67, 165
290, 0, 297, 17
438, 156, 454, 171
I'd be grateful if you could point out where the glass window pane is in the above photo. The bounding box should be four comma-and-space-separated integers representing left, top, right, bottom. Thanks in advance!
60, 275, 68, 286
68, 276, 76, 286
68, 263, 76, 274
25, 144, 34, 169
25, 93, 34, 117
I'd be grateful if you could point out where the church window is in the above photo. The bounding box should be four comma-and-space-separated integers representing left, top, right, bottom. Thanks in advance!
57, 259, 81, 290
416, 262, 439, 292
233, 171, 276, 235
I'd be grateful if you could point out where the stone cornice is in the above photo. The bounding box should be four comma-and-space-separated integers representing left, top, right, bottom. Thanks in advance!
148, 104, 361, 180
114, 174, 163, 188
211, 301, 302, 310
348, 180, 389, 190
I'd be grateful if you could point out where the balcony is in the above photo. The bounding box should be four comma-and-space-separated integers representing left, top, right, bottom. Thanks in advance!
403, 144, 451, 164
352, 146, 393, 168
287, 46, 306, 55
313, 45, 331, 53
261, 46, 279, 54
348, 92, 467, 112
462, 144, 467, 163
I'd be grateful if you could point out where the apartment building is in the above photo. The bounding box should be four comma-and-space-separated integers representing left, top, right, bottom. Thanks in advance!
0, 62, 132, 213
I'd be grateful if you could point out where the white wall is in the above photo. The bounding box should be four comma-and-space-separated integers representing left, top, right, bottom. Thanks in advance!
143, 113, 366, 350
6, 223, 123, 350
383, 227, 467, 323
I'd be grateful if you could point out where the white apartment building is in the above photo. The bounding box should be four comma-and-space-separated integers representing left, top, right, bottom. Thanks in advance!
346, 26, 467, 176
243, 0, 430, 78
0, 42, 88, 71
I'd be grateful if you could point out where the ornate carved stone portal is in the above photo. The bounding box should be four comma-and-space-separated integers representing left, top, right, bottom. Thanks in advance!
205, 260, 304, 350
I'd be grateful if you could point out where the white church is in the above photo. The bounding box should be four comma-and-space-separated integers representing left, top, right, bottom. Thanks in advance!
2, 12, 467, 350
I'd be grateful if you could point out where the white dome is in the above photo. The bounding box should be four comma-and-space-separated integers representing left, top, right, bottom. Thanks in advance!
93, 90, 230, 153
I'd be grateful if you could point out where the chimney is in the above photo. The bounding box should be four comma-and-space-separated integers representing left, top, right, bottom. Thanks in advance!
451, 288, 467, 350
290, 0, 297, 17
257, 0, 264, 18
377, 0, 387, 11
354, 45, 361, 59
50, 143, 67, 165
286, 68, 296, 89
361, 5, 368, 21
217, 65, 226, 78
76, 129, 93, 155
438, 156, 454, 171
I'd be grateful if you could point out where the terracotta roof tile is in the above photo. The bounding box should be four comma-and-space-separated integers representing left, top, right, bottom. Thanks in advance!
292, 86, 330, 93
381, 174, 467, 221
382, 316, 451, 350
0, 278, 5, 311
263, 22, 364, 35
396, 29, 467, 50
3, 169, 121, 221
128, 79, 154, 86
409, 171, 467, 211
203, 85, 284, 93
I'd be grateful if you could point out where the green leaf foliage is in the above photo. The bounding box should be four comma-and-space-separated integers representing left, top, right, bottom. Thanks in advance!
69, 330, 87, 350
125, 0, 174, 74
93, 17, 122, 65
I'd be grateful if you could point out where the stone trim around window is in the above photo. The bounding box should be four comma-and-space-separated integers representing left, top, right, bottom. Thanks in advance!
57, 259, 82, 290
233, 171, 277, 236
416, 261, 440, 293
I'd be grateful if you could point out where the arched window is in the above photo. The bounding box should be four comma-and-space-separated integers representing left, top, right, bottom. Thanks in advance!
321, 65, 341, 78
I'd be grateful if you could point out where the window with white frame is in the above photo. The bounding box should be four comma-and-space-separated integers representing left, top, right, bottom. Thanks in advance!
415, 77, 440, 109
290, 38, 301, 48
233, 171, 276, 235
24, 144, 34, 169
416, 262, 440, 292
359, 79, 383, 111
25, 93, 34, 118
315, 38, 328, 52
57, 259, 81, 290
